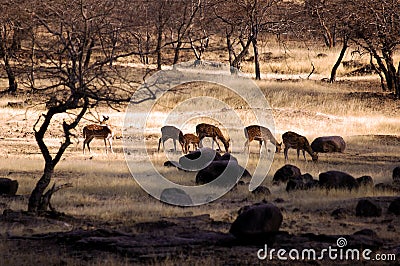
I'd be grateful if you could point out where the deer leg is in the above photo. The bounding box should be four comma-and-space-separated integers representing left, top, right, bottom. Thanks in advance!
108, 137, 114, 154
198, 136, 204, 148
297, 149, 300, 159
284, 147, 289, 161
302, 150, 307, 161
158, 138, 162, 152
244, 139, 249, 153
86, 137, 94, 154
214, 137, 222, 151
104, 138, 108, 154
173, 139, 177, 152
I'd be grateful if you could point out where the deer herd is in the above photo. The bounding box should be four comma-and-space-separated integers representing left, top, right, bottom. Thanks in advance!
81, 116, 327, 162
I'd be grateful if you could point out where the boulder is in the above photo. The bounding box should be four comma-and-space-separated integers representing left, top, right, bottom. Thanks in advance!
273, 164, 301, 184
179, 147, 220, 170
356, 199, 382, 217
356, 176, 374, 187
311, 136, 346, 153
388, 198, 400, 215
230, 203, 282, 242
0, 178, 18, 196
319, 171, 359, 190
251, 186, 271, 196
286, 179, 304, 192
195, 160, 243, 185
160, 188, 193, 206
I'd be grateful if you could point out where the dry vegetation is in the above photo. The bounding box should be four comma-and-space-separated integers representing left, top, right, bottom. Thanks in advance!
1, 40, 399, 265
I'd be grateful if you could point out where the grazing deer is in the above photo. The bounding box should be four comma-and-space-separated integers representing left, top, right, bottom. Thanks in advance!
83, 116, 114, 154
196, 123, 230, 153
158, 126, 185, 152
183, 133, 200, 154
282, 131, 318, 162
244, 125, 282, 153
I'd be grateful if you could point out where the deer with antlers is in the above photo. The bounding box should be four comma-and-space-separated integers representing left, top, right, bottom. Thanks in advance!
83, 116, 114, 154
282, 131, 318, 162
196, 123, 230, 153
244, 125, 282, 153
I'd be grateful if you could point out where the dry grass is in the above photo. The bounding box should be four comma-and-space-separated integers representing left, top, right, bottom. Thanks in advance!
0, 39, 399, 264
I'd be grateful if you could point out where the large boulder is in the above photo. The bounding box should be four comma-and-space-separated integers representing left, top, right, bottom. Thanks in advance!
160, 188, 193, 206
319, 171, 359, 190
0, 178, 18, 196
179, 147, 221, 171
311, 136, 346, 153
356, 199, 382, 217
230, 203, 283, 242
273, 164, 301, 184
195, 160, 245, 185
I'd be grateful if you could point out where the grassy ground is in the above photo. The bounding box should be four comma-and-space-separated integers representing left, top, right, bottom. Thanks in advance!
0, 38, 399, 264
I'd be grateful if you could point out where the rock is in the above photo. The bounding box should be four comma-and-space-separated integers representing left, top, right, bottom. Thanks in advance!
319, 171, 359, 190
230, 203, 283, 243
304, 179, 319, 189
160, 188, 193, 206
357, 176, 374, 187
273, 164, 301, 184
300, 173, 314, 183
356, 199, 382, 217
388, 198, 400, 215
195, 160, 242, 185
0, 178, 18, 196
331, 208, 348, 219
393, 166, 400, 184
311, 136, 346, 153
179, 147, 221, 170
251, 186, 271, 196
286, 179, 304, 192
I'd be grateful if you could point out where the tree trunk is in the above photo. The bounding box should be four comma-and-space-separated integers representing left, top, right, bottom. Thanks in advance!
156, 25, 163, 70
4, 55, 17, 93
173, 41, 182, 65
330, 36, 348, 83
252, 37, 261, 80
28, 162, 54, 213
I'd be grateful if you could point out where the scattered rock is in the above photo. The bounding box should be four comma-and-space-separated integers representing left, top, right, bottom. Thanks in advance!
179, 147, 220, 170
0, 178, 18, 196
311, 136, 346, 153
316, 53, 328, 58
160, 188, 193, 206
319, 171, 359, 190
388, 198, 400, 215
331, 208, 348, 219
273, 164, 301, 184
356, 176, 374, 187
251, 186, 271, 196
230, 203, 283, 243
274, 198, 285, 203
356, 199, 382, 217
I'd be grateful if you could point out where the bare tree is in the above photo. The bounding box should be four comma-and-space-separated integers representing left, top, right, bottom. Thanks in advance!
215, 0, 281, 79
24, 0, 153, 214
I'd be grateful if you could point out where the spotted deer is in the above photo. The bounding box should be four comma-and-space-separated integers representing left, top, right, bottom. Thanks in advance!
158, 126, 185, 152
182, 133, 200, 154
244, 125, 282, 153
196, 123, 230, 153
282, 131, 318, 162
83, 116, 114, 154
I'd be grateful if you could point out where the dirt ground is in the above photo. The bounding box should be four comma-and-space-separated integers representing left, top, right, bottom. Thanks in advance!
1, 79, 400, 265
